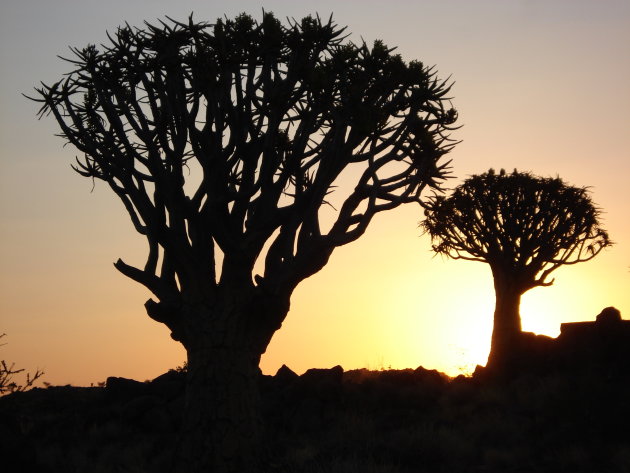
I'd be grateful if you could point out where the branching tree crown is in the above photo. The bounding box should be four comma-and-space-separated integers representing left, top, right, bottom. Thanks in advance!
422, 168, 611, 290
31, 13, 459, 469
31, 13, 458, 347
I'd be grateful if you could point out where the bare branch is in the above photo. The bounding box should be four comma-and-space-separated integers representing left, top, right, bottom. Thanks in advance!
1, 334, 45, 395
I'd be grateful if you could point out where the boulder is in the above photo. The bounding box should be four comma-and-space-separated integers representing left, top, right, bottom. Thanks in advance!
149, 370, 186, 400
515, 331, 557, 373
299, 365, 344, 401
274, 364, 299, 385
105, 377, 148, 400
413, 366, 449, 386
301, 365, 343, 386
596, 306, 622, 324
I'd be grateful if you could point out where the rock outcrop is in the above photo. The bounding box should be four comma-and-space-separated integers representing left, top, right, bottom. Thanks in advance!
483, 306, 630, 377
556, 306, 630, 372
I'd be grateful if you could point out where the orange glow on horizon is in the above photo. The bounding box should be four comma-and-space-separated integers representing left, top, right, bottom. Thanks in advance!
1, 1, 628, 387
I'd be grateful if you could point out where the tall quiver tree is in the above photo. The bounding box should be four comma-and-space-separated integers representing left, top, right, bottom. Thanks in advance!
422, 169, 611, 373
32, 13, 458, 473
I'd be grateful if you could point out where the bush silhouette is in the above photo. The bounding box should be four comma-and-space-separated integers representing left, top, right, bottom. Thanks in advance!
0, 333, 44, 395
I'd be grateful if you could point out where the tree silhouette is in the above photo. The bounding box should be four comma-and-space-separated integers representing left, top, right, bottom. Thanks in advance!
422, 169, 611, 372
31, 13, 458, 472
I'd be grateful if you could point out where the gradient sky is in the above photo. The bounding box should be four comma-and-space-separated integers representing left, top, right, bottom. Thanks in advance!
1, 0, 628, 386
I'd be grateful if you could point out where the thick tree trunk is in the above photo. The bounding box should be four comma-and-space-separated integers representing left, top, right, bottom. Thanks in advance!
170, 289, 289, 473
487, 277, 524, 373
173, 345, 263, 473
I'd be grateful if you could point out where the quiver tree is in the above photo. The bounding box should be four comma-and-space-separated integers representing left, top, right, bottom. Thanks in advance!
422, 169, 611, 372
31, 12, 458, 472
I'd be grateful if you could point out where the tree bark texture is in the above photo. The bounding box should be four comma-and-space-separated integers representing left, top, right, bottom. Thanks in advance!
487, 276, 524, 373
174, 345, 263, 473
171, 291, 289, 473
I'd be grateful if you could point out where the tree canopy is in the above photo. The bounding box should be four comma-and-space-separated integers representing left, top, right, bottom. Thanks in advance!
33, 13, 459, 339
32, 13, 459, 470
422, 168, 611, 291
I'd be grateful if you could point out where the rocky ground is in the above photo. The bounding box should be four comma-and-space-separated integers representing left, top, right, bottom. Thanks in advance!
3, 312, 630, 472
1, 356, 629, 473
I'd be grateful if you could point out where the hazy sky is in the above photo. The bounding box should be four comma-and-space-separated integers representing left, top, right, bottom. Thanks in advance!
1, 0, 629, 385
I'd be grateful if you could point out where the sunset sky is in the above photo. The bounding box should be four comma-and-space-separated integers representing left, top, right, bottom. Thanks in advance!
1, 0, 628, 386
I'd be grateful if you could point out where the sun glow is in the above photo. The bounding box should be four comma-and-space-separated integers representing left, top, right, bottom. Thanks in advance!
2, 0, 628, 388
261, 206, 501, 377
520, 290, 564, 338
262, 203, 621, 379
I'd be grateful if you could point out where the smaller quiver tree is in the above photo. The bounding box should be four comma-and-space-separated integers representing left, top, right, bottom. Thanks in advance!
422, 169, 611, 372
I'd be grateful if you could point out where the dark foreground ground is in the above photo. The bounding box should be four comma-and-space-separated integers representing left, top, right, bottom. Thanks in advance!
1, 356, 629, 473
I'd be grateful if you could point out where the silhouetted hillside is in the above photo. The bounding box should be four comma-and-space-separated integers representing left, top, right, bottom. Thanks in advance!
2, 309, 629, 472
